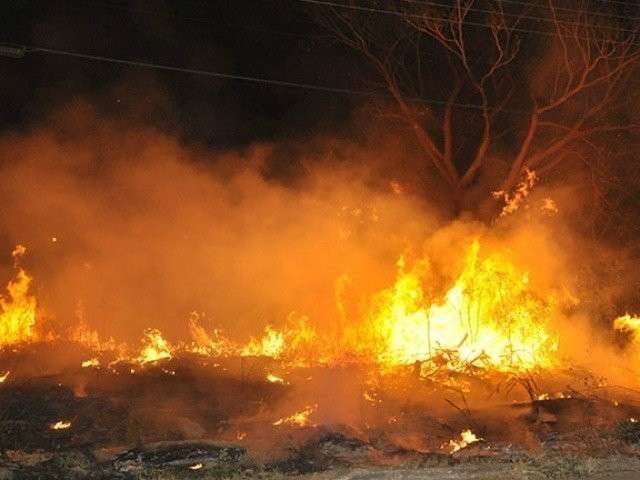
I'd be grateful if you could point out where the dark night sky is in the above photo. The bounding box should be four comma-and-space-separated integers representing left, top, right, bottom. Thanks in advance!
0, 0, 363, 147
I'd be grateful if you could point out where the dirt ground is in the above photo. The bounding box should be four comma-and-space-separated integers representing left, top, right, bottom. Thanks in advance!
91, 455, 640, 480
301, 463, 640, 480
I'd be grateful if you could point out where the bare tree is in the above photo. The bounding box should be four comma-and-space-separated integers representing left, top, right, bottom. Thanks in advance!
315, 0, 640, 219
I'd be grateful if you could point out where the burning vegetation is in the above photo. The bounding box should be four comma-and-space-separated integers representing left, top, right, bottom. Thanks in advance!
1, 139, 640, 476
3, 1, 640, 477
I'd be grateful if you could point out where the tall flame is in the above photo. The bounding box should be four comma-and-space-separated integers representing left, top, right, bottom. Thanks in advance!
137, 328, 172, 364
0, 248, 38, 347
356, 240, 558, 371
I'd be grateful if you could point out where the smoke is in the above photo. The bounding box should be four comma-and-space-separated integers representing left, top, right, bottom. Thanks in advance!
4, 95, 640, 458
0, 99, 440, 343
0, 93, 639, 388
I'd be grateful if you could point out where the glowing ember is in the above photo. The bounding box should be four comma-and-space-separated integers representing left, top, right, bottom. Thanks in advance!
50, 420, 72, 430
273, 405, 317, 427
541, 198, 559, 214
81, 358, 100, 368
363, 391, 379, 403
493, 168, 537, 217
11, 245, 26, 259
266, 373, 285, 384
137, 329, 172, 364
448, 429, 481, 453
0, 371, 9, 383
189, 463, 203, 470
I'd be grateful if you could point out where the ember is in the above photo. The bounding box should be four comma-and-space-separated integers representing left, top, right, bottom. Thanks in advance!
448, 430, 482, 453
266, 373, 285, 384
81, 358, 99, 368
273, 405, 317, 427
49, 420, 72, 430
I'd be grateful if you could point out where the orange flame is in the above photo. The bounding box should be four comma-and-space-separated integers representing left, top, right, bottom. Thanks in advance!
447, 429, 481, 453
0, 254, 38, 347
273, 404, 317, 427
137, 328, 172, 364
348, 241, 558, 371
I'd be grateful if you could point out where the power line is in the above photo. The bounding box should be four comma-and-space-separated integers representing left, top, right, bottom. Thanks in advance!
290, 0, 640, 44
10, 44, 528, 113
394, 0, 640, 28
26, 45, 371, 95
493, 0, 640, 22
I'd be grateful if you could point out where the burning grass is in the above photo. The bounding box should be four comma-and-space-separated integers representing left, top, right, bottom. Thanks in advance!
1, 221, 640, 477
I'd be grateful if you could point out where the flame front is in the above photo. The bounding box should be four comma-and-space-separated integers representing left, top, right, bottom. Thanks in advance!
0, 240, 572, 379
354, 241, 558, 371
137, 329, 172, 364
0, 266, 37, 348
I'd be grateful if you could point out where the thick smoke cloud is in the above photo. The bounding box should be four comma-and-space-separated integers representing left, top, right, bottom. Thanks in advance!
0, 99, 437, 343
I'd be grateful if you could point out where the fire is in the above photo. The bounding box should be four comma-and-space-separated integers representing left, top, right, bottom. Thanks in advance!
493, 168, 537, 217
447, 429, 481, 453
273, 404, 317, 427
360, 241, 558, 371
137, 329, 172, 364
81, 358, 100, 368
11, 245, 26, 259
613, 314, 640, 366
266, 373, 285, 384
0, 240, 562, 376
240, 316, 316, 363
0, 371, 9, 383
0, 259, 38, 348
50, 420, 72, 430
614, 314, 640, 339
189, 463, 203, 470
188, 314, 235, 356
241, 326, 285, 359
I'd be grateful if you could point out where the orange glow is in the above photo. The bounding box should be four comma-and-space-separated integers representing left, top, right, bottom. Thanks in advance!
0, 371, 9, 383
